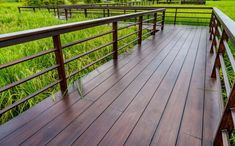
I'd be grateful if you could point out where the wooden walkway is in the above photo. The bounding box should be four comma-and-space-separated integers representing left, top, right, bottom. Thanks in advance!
0, 25, 222, 146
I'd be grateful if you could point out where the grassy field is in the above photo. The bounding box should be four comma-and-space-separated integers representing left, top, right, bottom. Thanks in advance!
0, 2, 141, 124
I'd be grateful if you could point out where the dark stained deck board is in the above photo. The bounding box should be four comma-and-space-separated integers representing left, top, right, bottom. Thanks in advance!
202, 28, 223, 146
0, 25, 222, 146
176, 28, 207, 146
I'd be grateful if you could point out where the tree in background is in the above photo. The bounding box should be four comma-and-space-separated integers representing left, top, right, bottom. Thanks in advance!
22, 0, 65, 6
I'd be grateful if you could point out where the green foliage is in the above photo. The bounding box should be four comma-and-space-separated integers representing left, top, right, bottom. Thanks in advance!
83, 0, 101, 3
68, 0, 77, 4
21, 0, 65, 6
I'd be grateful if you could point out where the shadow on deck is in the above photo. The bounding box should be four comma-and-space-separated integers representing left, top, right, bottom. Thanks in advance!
0, 25, 222, 146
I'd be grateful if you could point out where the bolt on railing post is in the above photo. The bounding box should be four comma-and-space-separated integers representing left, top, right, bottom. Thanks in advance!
138, 16, 143, 45
53, 35, 68, 96
174, 8, 178, 25
112, 22, 118, 59
152, 13, 157, 35
161, 11, 165, 31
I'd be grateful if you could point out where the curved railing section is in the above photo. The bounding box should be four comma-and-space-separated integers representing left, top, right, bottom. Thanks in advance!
210, 7, 235, 146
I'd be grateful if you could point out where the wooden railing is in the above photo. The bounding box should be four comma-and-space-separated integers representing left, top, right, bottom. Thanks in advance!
0, 9, 165, 116
18, 5, 212, 25
209, 7, 235, 146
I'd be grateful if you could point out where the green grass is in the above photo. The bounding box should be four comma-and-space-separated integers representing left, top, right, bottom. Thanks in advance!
0, 2, 142, 124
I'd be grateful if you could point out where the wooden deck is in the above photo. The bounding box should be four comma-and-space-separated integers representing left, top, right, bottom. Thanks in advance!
0, 25, 222, 146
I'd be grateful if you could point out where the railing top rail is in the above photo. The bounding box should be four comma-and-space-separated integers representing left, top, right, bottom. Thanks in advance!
0, 8, 165, 48
213, 7, 235, 45
18, 5, 213, 10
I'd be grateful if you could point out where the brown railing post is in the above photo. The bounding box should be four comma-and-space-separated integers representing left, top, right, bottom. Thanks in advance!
84, 9, 87, 17
103, 9, 105, 17
209, 14, 215, 41
161, 11, 165, 30
53, 35, 68, 95
138, 16, 143, 45
69, 9, 72, 18
152, 13, 157, 35
53, 8, 56, 16
174, 8, 178, 25
57, 8, 60, 19
209, 11, 214, 33
112, 22, 118, 59
65, 9, 68, 21
18, 7, 21, 13
107, 9, 110, 17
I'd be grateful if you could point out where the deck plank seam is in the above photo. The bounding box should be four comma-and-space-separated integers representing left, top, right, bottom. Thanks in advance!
148, 27, 198, 146
175, 27, 204, 146
201, 28, 209, 146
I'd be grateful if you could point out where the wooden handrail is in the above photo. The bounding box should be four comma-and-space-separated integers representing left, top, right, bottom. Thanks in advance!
210, 7, 235, 146
0, 9, 165, 48
0, 8, 165, 116
18, 5, 212, 24
213, 8, 235, 45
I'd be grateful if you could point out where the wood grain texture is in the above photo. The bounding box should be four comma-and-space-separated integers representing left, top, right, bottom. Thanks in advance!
0, 25, 223, 146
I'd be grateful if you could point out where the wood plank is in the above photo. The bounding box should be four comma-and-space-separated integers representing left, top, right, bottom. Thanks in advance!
70, 29, 188, 146
98, 28, 195, 146
18, 28, 182, 146
45, 28, 185, 146
124, 27, 200, 146
149, 28, 202, 146
176, 28, 207, 146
